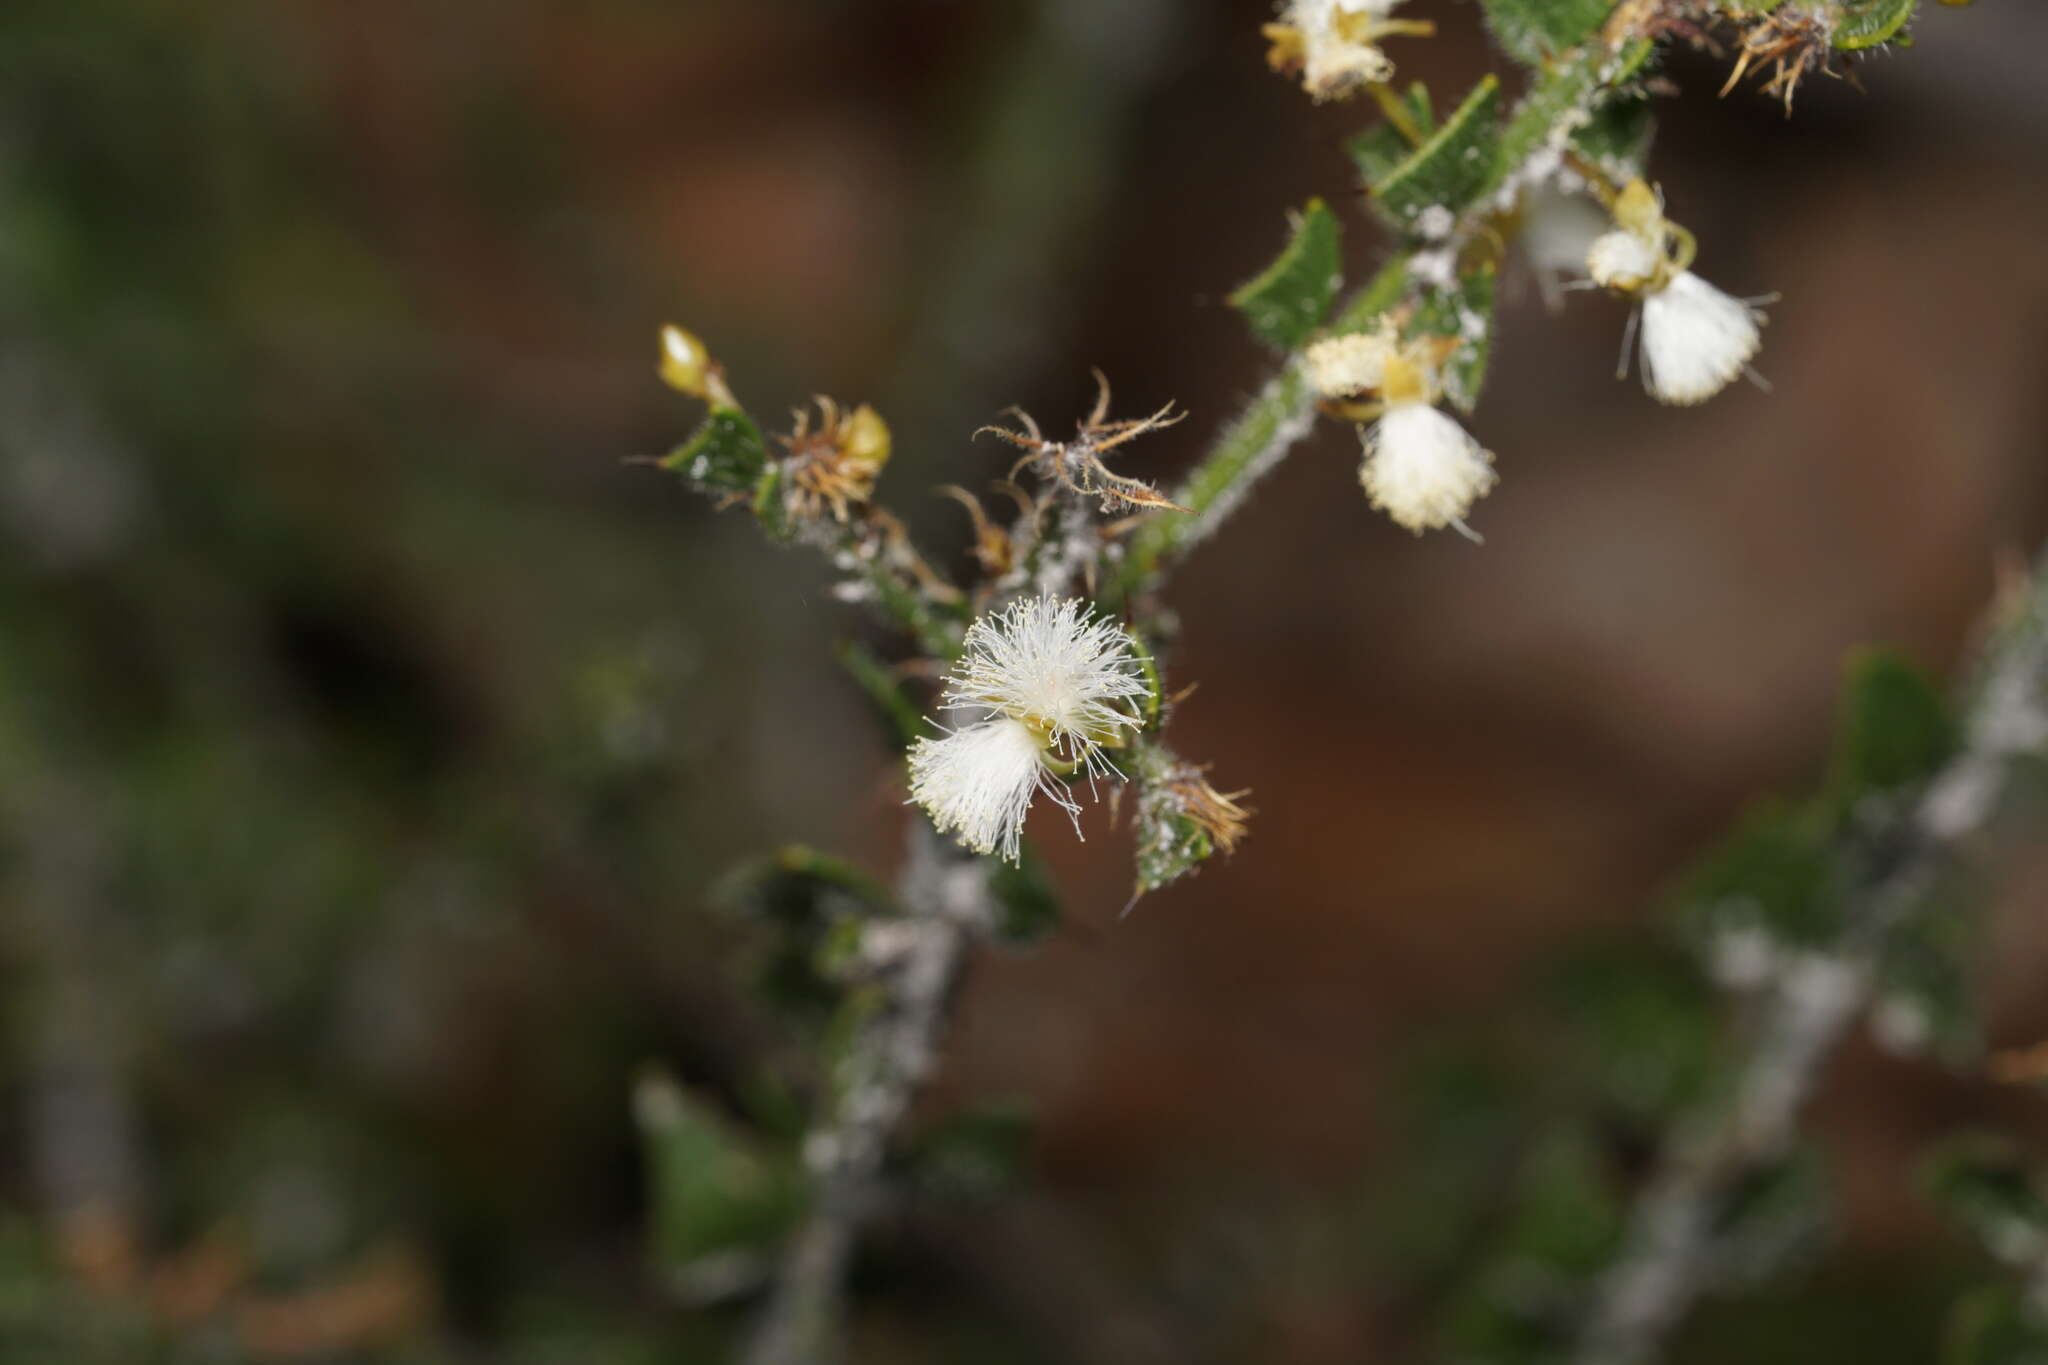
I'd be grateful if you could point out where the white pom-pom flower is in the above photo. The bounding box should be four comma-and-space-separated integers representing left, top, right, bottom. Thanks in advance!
1304, 326, 1397, 398
1585, 180, 1770, 407
908, 717, 1075, 865
908, 595, 1150, 863
1357, 351, 1496, 536
1637, 271, 1766, 407
1268, 0, 1426, 101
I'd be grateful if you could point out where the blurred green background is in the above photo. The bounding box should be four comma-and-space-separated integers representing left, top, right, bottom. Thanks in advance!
0, 1, 2045, 1361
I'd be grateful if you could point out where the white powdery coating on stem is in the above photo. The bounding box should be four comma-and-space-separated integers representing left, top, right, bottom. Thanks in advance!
1304, 331, 1394, 397
907, 718, 1075, 864
1360, 403, 1496, 533
1639, 270, 1764, 407
944, 594, 1149, 764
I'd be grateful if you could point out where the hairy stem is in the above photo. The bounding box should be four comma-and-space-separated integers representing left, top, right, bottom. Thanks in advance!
1576, 552, 2048, 1365
741, 824, 991, 1365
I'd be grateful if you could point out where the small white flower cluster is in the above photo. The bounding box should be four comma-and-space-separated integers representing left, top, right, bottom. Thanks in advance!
1269, 0, 1414, 101
1585, 179, 1770, 406
908, 595, 1150, 864
1305, 330, 1496, 536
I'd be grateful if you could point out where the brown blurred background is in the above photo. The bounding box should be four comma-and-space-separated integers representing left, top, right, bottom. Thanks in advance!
2, 1, 2046, 1361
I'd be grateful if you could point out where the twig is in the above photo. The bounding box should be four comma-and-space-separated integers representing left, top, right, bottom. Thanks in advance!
1575, 551, 2048, 1365
741, 823, 993, 1365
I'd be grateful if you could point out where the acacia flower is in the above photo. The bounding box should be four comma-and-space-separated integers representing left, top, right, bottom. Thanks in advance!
1358, 349, 1496, 535
1586, 180, 1769, 407
1264, 0, 1431, 102
1304, 322, 1398, 398
908, 595, 1151, 863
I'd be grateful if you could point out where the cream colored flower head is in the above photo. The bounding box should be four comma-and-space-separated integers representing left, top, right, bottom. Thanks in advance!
908, 595, 1150, 863
1267, 0, 1418, 102
1304, 321, 1399, 398
1586, 180, 1769, 406
1357, 348, 1496, 536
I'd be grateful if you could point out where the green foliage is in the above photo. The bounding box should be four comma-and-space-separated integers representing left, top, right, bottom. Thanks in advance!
636, 1070, 800, 1284
1876, 888, 1982, 1060
1829, 650, 1957, 807
1445, 1124, 1625, 1360
1944, 1286, 2048, 1365
1408, 266, 1498, 413
1370, 77, 1503, 231
1680, 801, 1839, 950
1480, 0, 1616, 63
1228, 198, 1342, 351
1129, 742, 1243, 900
1570, 95, 1657, 182
901, 1102, 1035, 1203
1549, 948, 1718, 1125
660, 406, 770, 499
1924, 1136, 2048, 1259
716, 845, 897, 1015
1492, 38, 1655, 202
1835, 0, 1919, 50
1709, 1148, 1830, 1288
1347, 83, 1436, 186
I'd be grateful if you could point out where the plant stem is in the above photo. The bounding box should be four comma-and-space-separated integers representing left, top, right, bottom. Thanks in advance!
1116, 255, 1411, 594
741, 824, 990, 1365
1575, 551, 2048, 1365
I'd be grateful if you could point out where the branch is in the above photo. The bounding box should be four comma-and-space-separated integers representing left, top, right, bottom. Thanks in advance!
741, 824, 992, 1365
1575, 552, 2048, 1365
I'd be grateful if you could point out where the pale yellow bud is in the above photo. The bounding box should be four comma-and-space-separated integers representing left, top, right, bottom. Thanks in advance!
658, 324, 712, 398
839, 403, 892, 472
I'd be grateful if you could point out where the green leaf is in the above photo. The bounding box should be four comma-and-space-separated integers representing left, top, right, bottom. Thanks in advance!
1228, 198, 1342, 351
1923, 1135, 2048, 1259
1370, 76, 1503, 230
635, 1069, 800, 1285
1549, 947, 1717, 1125
1406, 266, 1497, 413
1570, 95, 1657, 182
1944, 1285, 2048, 1365
1829, 650, 1957, 805
660, 406, 769, 497
1480, 0, 1615, 63
1835, 0, 1917, 49
1680, 801, 1839, 950
1346, 82, 1434, 186
1876, 889, 1981, 1060
714, 846, 897, 1015
1130, 743, 1246, 901
1709, 1147, 1829, 1287
900, 1102, 1035, 1203
987, 847, 1061, 944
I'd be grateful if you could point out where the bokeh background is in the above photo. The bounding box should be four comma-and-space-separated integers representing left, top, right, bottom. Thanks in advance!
2, 1, 2047, 1361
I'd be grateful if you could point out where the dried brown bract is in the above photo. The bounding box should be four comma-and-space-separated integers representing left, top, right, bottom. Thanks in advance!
976, 371, 1189, 516
1161, 763, 1252, 858
1720, 6, 1841, 113
779, 396, 890, 524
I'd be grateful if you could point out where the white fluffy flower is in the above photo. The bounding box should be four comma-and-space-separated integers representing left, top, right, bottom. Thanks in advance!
1275, 0, 1405, 100
1637, 270, 1766, 407
1360, 401, 1497, 534
908, 717, 1074, 864
1585, 182, 1769, 406
907, 595, 1149, 862
1304, 329, 1396, 397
